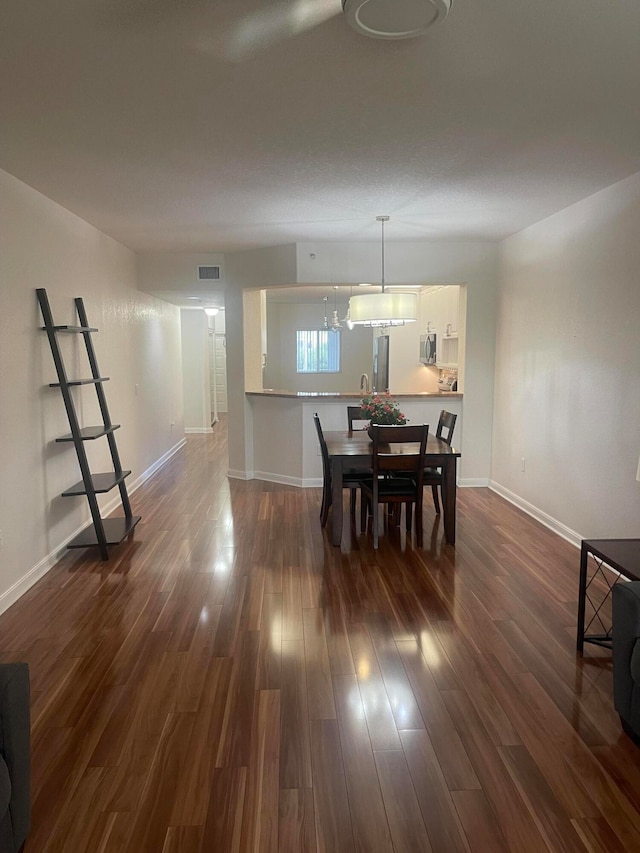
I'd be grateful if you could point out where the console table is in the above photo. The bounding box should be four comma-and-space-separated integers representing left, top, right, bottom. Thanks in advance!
577, 539, 640, 653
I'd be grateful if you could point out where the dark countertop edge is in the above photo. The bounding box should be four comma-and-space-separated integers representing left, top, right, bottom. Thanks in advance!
246, 390, 463, 399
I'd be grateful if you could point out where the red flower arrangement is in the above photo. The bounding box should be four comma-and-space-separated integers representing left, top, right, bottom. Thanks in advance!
360, 392, 407, 425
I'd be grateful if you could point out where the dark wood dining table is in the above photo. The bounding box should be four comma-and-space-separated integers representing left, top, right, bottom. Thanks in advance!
324, 429, 461, 547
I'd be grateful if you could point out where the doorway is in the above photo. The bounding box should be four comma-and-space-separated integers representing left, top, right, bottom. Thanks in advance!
208, 329, 228, 425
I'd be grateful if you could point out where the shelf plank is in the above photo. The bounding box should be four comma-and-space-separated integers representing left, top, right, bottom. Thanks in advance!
62, 471, 131, 497
42, 325, 98, 333
49, 377, 109, 387
56, 425, 120, 442
67, 516, 141, 549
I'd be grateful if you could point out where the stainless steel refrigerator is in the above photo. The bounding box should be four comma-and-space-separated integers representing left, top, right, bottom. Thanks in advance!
372, 334, 389, 393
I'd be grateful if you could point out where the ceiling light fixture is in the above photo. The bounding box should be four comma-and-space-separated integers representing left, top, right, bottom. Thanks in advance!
330, 286, 342, 333
322, 296, 329, 330
343, 286, 355, 330
342, 0, 453, 40
349, 216, 418, 327
203, 307, 219, 317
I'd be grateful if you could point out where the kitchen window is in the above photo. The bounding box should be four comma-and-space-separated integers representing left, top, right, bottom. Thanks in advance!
296, 329, 341, 373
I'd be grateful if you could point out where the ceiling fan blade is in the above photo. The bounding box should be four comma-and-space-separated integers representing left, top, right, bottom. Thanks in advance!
223, 0, 342, 61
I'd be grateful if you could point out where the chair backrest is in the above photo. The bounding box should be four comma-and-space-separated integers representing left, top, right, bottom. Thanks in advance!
313, 413, 331, 481
370, 424, 429, 486
347, 406, 368, 431
435, 410, 457, 446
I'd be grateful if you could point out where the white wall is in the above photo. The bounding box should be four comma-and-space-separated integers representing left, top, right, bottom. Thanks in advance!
492, 172, 640, 540
224, 245, 298, 477
180, 309, 211, 431
137, 251, 225, 302
386, 323, 440, 394
0, 169, 184, 612
264, 301, 374, 393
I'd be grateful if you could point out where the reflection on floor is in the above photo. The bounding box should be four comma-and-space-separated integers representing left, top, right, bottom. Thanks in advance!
2, 418, 638, 851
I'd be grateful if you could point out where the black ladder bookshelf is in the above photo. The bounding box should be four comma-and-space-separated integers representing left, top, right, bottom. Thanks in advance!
37, 288, 140, 560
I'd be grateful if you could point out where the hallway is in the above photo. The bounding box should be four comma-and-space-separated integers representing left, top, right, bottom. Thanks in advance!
2, 422, 639, 851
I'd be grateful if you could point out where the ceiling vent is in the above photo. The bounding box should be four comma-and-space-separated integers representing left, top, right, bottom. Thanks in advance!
197, 265, 221, 281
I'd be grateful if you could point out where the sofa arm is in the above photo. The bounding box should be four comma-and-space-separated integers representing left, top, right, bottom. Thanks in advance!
0, 663, 30, 852
612, 582, 640, 737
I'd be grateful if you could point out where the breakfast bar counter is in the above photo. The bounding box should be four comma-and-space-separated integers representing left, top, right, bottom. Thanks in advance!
246, 389, 463, 399
244, 390, 463, 490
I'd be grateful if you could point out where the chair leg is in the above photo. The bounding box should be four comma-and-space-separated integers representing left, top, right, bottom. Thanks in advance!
405, 501, 412, 532
320, 484, 331, 527
360, 491, 368, 531
350, 489, 357, 524
416, 499, 424, 547
373, 501, 379, 549
432, 484, 441, 515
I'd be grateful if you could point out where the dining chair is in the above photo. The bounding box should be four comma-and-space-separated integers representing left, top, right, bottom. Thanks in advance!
425, 410, 457, 514
347, 406, 368, 431
360, 423, 429, 549
313, 413, 367, 528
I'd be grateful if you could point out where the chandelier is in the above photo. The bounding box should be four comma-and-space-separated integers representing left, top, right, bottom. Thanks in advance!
349, 216, 418, 327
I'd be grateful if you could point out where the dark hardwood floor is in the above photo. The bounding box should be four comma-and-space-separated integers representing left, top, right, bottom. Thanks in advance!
2, 418, 639, 851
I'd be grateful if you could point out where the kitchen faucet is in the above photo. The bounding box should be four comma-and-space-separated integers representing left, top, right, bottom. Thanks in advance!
360, 373, 369, 393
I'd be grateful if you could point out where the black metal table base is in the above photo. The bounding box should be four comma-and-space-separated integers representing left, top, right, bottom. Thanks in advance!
577, 539, 640, 654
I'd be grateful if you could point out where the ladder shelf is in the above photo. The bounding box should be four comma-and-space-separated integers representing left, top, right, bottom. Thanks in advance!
37, 288, 140, 560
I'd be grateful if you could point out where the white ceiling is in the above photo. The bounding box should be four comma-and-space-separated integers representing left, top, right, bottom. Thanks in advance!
2, 0, 640, 253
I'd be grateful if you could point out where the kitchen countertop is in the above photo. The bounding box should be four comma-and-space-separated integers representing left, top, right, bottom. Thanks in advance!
246, 390, 463, 399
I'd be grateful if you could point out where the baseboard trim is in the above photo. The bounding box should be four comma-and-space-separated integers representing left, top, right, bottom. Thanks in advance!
126, 438, 187, 498
458, 478, 490, 487
226, 469, 322, 488
302, 478, 324, 488
488, 480, 582, 548
185, 427, 214, 434
227, 469, 254, 481
253, 471, 304, 488
0, 549, 64, 617
0, 437, 188, 618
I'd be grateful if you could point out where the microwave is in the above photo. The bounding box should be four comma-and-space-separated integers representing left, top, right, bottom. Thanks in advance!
419, 333, 437, 364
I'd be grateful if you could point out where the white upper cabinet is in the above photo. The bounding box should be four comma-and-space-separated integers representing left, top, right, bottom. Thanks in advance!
420, 287, 442, 333
420, 286, 459, 336
441, 286, 459, 337
419, 285, 460, 367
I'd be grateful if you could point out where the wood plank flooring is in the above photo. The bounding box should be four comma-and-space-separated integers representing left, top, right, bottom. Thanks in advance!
3, 419, 639, 851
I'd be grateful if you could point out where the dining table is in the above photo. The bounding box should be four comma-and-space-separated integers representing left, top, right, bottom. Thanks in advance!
324, 429, 461, 547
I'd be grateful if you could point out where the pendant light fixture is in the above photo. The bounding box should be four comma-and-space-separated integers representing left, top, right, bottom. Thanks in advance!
349, 216, 418, 327
343, 286, 355, 330
329, 286, 342, 332
322, 296, 329, 329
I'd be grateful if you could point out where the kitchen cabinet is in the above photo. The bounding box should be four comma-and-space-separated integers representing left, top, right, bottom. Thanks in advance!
438, 336, 459, 368
419, 285, 460, 368
441, 286, 459, 337
421, 286, 459, 336
421, 286, 440, 333
420, 288, 439, 334
438, 286, 459, 367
